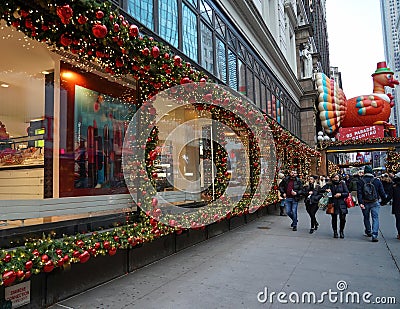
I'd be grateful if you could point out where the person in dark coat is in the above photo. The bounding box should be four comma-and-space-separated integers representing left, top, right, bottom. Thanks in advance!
279, 169, 303, 231
380, 174, 393, 205
357, 165, 387, 242
322, 173, 349, 239
304, 176, 323, 233
391, 172, 400, 240
348, 169, 362, 206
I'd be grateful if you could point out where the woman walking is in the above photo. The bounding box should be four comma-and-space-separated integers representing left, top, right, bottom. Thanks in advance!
381, 174, 394, 205
323, 173, 350, 238
304, 176, 323, 233
391, 173, 400, 240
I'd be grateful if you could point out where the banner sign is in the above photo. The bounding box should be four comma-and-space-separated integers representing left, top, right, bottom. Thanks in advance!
338, 125, 384, 141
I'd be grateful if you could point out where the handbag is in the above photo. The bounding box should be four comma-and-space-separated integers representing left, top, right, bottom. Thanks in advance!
326, 203, 335, 214
318, 193, 329, 210
345, 194, 355, 208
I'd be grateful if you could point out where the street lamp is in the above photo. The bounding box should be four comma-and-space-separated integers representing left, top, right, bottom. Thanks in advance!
315, 131, 330, 150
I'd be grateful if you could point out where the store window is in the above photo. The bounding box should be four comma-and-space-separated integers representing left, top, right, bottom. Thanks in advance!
0, 25, 53, 200
254, 77, 261, 109
127, 0, 154, 31
159, 0, 179, 47
216, 38, 227, 83
182, 3, 198, 61
200, 0, 213, 25
200, 22, 214, 73
238, 60, 246, 95
246, 67, 254, 102
155, 106, 211, 203
228, 49, 237, 90
59, 62, 137, 197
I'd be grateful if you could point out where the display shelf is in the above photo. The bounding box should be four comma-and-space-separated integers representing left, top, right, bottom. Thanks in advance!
0, 135, 44, 169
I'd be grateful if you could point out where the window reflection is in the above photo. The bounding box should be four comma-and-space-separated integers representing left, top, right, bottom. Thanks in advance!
228, 49, 237, 90
216, 38, 226, 83
238, 60, 246, 95
127, 0, 154, 30
246, 67, 254, 102
200, 0, 213, 24
201, 22, 213, 72
254, 77, 260, 108
183, 4, 198, 61
159, 0, 178, 47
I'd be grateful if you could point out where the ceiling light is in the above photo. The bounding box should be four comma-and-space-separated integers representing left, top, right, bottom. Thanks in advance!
41, 70, 51, 75
0, 83, 9, 88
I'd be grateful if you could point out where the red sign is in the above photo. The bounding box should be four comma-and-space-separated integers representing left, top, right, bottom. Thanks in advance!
338, 125, 384, 141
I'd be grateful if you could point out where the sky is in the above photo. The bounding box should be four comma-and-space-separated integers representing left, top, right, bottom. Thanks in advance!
325, 0, 385, 99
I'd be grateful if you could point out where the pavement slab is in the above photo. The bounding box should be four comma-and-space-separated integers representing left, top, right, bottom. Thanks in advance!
50, 203, 400, 309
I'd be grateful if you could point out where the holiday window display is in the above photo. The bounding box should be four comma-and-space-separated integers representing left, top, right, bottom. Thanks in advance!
74, 86, 135, 189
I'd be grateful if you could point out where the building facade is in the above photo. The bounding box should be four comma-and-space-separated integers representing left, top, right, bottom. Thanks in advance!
381, 0, 400, 132
0, 0, 324, 225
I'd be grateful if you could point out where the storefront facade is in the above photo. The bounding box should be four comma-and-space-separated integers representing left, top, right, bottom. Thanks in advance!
0, 0, 317, 227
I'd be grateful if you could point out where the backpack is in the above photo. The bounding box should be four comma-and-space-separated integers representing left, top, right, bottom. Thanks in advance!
361, 178, 378, 202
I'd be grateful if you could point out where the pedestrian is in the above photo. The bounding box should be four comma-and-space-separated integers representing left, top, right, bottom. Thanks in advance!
391, 172, 400, 240
279, 169, 303, 231
304, 175, 323, 233
319, 175, 327, 188
348, 169, 363, 206
380, 173, 393, 206
357, 165, 387, 242
277, 172, 286, 216
322, 173, 349, 238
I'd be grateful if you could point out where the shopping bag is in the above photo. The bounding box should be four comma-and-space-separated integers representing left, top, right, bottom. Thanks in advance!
318, 193, 329, 210
345, 195, 355, 208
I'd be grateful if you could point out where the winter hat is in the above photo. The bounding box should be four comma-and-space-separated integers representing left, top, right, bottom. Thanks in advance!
364, 165, 373, 174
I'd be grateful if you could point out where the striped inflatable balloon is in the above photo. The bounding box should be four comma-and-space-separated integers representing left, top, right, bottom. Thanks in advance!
315, 73, 346, 134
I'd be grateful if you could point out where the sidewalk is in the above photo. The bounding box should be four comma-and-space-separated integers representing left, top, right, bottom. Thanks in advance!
50, 204, 400, 308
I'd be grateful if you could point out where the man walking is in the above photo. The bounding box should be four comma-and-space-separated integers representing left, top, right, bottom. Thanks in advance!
279, 169, 303, 231
357, 165, 387, 242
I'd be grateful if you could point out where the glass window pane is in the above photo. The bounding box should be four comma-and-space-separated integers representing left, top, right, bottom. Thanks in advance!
246, 67, 254, 102
215, 15, 225, 37
271, 94, 276, 120
228, 49, 237, 90
182, 4, 198, 61
260, 83, 266, 112
266, 88, 271, 115
238, 60, 246, 95
200, 22, 213, 73
200, 0, 213, 24
127, 0, 154, 31
276, 96, 281, 123
185, 0, 197, 8
254, 77, 260, 108
159, 0, 178, 47
216, 38, 226, 83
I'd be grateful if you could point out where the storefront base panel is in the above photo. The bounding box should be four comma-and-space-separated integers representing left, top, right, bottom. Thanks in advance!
207, 219, 229, 238
0, 206, 275, 308
128, 234, 176, 272
229, 215, 246, 229
46, 250, 128, 305
245, 211, 258, 223
175, 228, 207, 252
